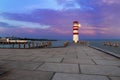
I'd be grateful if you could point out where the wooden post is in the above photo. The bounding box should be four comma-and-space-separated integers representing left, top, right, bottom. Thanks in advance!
109, 42, 112, 46
38, 42, 40, 48
113, 42, 119, 47
36, 42, 38, 48
40, 42, 42, 48
37, 42, 38, 47
103, 42, 106, 46
32, 42, 35, 48
64, 42, 69, 47
48, 41, 52, 46
2, 42, 5, 48
18, 42, 20, 48
12, 43, 14, 48
28, 42, 30, 48
41, 42, 44, 48
45, 42, 47, 47
23, 43, 26, 48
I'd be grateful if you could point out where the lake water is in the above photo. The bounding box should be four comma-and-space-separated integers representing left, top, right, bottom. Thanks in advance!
89, 39, 120, 55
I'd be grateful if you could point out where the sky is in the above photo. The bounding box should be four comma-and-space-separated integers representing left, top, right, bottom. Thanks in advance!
0, 0, 120, 40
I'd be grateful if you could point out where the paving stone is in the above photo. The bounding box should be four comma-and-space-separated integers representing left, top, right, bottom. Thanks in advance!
0, 69, 8, 76
33, 57, 63, 63
91, 55, 105, 60
0, 44, 120, 79
0, 70, 53, 80
86, 52, 100, 56
7, 56, 36, 61
103, 56, 119, 60
77, 55, 91, 59
63, 58, 95, 64
53, 55, 77, 58
0, 56, 11, 60
52, 73, 109, 80
49, 52, 66, 55
80, 65, 120, 76
110, 77, 120, 80
8, 51, 33, 56
94, 60, 120, 66
2, 61, 42, 70
37, 63, 79, 73
0, 61, 8, 66
66, 52, 77, 55
12, 54, 33, 57
77, 53, 87, 56
0, 53, 11, 56
32, 54, 53, 58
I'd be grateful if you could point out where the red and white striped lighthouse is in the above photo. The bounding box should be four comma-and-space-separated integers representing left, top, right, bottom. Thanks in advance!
73, 21, 81, 43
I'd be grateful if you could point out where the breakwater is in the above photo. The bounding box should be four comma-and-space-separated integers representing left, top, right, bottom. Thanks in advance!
0, 41, 71, 49
0, 41, 52, 49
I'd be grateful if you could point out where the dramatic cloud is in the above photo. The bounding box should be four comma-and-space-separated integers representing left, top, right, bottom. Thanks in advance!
56, 0, 80, 10
0, 18, 50, 29
102, 0, 120, 5
0, 22, 17, 28
0, 0, 120, 39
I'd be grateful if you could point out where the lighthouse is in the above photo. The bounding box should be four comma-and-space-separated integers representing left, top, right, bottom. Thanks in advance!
73, 21, 81, 43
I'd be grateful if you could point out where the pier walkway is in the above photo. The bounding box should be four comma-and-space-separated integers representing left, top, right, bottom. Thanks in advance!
0, 44, 120, 80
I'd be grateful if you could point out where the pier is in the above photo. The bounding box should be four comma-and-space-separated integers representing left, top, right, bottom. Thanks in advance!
0, 41, 52, 49
0, 43, 120, 80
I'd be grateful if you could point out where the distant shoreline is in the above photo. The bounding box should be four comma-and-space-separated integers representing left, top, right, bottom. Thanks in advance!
0, 37, 58, 41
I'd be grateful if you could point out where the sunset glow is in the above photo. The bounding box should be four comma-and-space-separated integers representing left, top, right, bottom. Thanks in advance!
0, 0, 120, 40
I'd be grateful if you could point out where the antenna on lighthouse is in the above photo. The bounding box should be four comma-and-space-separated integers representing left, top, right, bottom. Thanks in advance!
73, 21, 81, 43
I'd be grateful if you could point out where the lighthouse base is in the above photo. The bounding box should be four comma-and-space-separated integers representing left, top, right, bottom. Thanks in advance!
73, 35, 79, 43
73, 41, 79, 43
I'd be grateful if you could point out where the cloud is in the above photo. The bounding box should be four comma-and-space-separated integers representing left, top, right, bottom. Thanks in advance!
0, 17, 50, 29
80, 29, 96, 35
56, 0, 81, 10
0, 0, 120, 39
102, 0, 120, 5
25, 0, 63, 11
0, 22, 17, 28
0, 9, 101, 26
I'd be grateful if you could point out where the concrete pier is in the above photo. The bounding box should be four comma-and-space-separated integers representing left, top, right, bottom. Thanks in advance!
0, 44, 120, 80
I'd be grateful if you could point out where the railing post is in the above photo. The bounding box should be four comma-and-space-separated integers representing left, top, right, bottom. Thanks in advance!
23, 43, 26, 48
12, 43, 14, 48
18, 42, 20, 48
32, 42, 35, 48
28, 42, 30, 48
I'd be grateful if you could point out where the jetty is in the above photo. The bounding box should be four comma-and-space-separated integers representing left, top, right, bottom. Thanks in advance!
0, 43, 120, 80
0, 40, 52, 49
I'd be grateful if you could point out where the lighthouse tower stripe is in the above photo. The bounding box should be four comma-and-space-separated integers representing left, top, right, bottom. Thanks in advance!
73, 33, 79, 35
73, 26, 79, 27
73, 25, 79, 35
